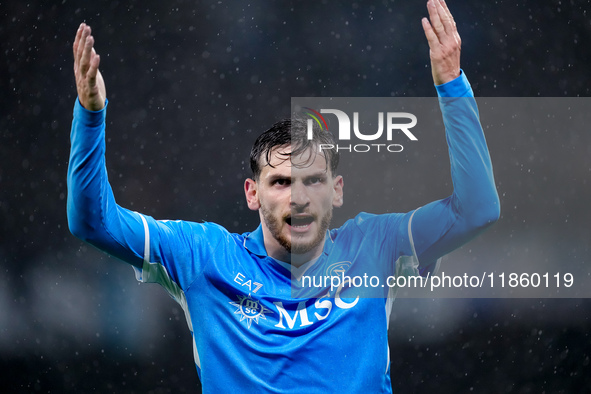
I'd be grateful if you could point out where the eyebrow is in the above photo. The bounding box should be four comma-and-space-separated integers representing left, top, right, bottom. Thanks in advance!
305, 171, 329, 179
266, 170, 328, 182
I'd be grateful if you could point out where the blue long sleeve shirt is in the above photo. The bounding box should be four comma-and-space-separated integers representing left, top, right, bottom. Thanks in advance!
67, 71, 499, 393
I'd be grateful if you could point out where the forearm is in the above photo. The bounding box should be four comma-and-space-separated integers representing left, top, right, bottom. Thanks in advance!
412, 72, 500, 264
67, 99, 145, 267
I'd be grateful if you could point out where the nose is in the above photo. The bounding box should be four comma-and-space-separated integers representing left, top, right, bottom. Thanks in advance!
290, 181, 310, 210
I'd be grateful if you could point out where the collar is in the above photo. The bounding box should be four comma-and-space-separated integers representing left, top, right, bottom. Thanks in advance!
243, 224, 268, 257
243, 224, 337, 258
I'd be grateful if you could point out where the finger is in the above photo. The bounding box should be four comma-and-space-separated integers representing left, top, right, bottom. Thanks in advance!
73, 23, 85, 70
439, 0, 454, 23
441, 0, 461, 43
436, 0, 455, 34
87, 50, 100, 88
76, 25, 89, 60
438, 0, 462, 45
80, 34, 94, 76
421, 17, 439, 48
427, 0, 444, 35
76, 26, 90, 73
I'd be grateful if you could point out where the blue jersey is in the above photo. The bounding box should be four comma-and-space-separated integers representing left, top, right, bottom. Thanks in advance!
67, 72, 499, 393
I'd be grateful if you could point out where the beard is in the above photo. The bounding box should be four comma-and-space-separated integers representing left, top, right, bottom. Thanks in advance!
260, 205, 332, 256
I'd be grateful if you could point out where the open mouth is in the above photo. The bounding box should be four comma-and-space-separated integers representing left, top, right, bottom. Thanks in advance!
287, 215, 314, 229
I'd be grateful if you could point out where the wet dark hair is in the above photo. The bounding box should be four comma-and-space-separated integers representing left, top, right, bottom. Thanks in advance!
249, 118, 339, 180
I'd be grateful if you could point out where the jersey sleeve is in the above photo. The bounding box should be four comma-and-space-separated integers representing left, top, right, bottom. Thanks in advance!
410, 71, 500, 272
66, 99, 211, 290
132, 216, 226, 292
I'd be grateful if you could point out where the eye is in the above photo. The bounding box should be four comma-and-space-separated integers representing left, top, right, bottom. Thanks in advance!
306, 176, 324, 185
273, 178, 290, 186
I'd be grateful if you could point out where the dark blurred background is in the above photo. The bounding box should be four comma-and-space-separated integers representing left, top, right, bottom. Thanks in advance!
1, 0, 590, 392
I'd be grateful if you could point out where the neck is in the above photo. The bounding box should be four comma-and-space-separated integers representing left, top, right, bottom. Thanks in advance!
263, 234, 325, 268
289, 249, 322, 268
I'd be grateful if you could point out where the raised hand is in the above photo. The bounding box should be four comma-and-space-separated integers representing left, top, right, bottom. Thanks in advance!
421, 0, 461, 86
73, 23, 106, 111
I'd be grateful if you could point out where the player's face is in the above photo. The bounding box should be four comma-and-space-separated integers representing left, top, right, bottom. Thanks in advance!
245, 145, 343, 264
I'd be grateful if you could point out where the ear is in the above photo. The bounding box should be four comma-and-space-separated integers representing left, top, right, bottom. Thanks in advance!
332, 175, 344, 208
244, 178, 260, 211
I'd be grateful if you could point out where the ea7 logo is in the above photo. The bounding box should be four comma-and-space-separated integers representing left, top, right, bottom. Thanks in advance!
305, 109, 418, 141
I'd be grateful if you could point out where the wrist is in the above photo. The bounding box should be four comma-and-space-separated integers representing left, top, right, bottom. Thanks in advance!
435, 70, 472, 97
74, 97, 108, 127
